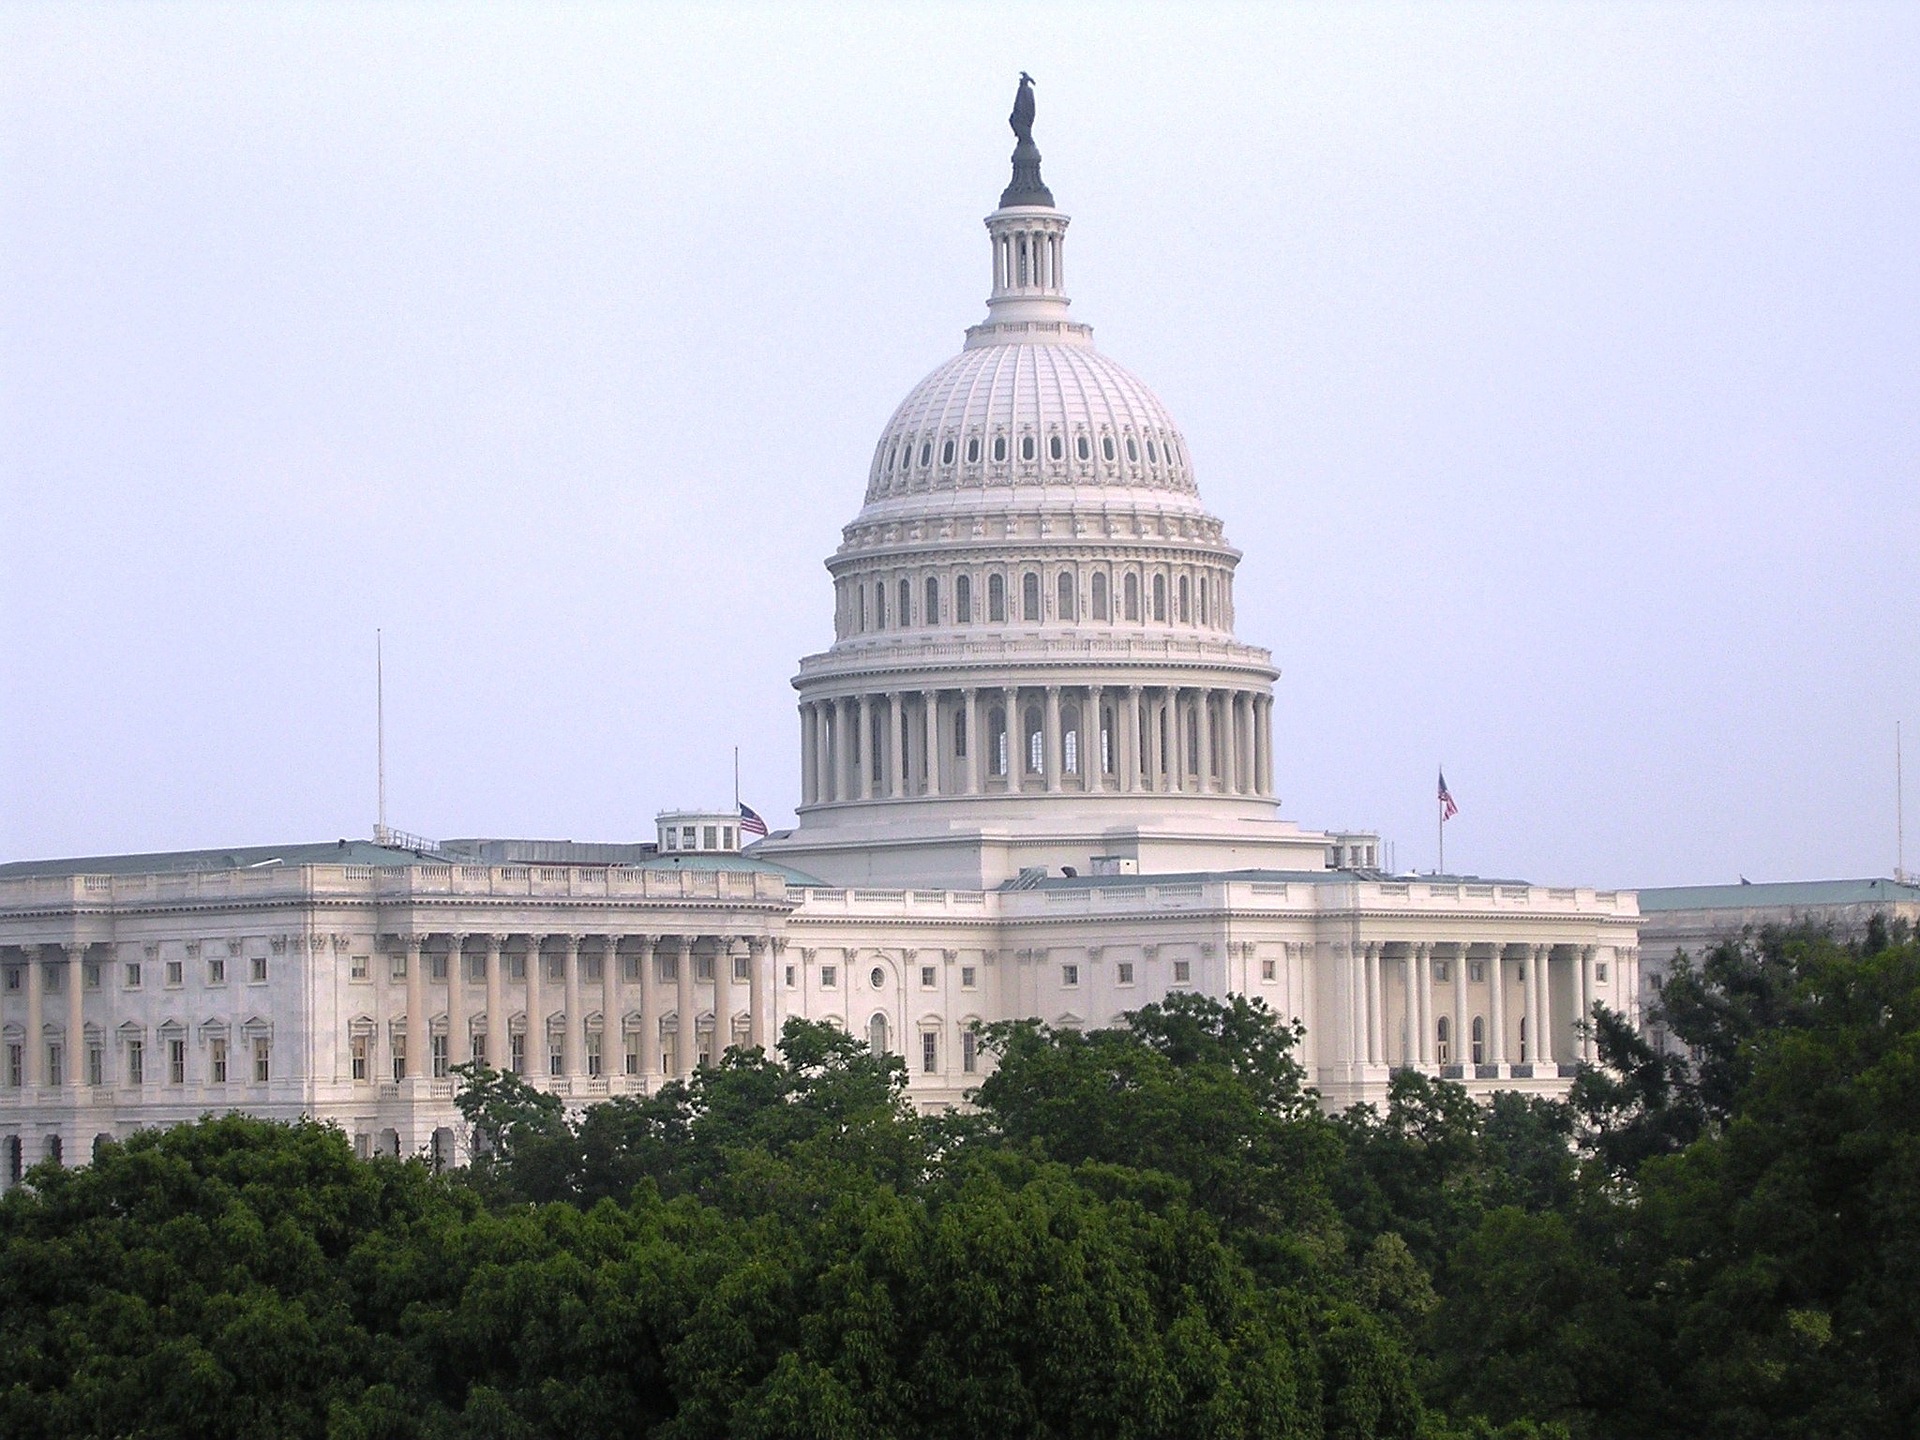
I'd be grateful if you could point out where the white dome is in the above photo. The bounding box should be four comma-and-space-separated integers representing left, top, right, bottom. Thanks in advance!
864, 341, 1197, 504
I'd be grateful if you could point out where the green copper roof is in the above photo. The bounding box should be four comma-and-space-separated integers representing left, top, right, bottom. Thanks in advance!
0, 839, 430, 880
1637, 878, 1920, 913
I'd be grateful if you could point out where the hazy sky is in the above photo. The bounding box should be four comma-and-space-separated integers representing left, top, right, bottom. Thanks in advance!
3, 4, 1916, 888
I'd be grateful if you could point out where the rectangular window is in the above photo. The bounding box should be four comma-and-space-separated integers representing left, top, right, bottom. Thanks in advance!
2, 967, 18, 992
351, 954, 370, 980
585, 954, 603, 982
1649, 972, 1664, 992
625, 1035, 641, 1076
471, 1033, 485, 1065
84, 962, 101, 990
657, 954, 678, 983
351, 1036, 368, 1081
1469, 960, 1486, 984
961, 1029, 977, 1073
682, 826, 697, 848
821, 964, 837, 989
253, 1039, 271, 1083
429, 952, 448, 982
510, 1032, 526, 1074
586, 1033, 602, 1077
1596, 962, 1610, 983
724, 825, 736, 849
47, 1043, 62, 1087
961, 965, 976, 989
784, 964, 796, 987
432, 1034, 449, 1078
208, 957, 226, 985
165, 960, 182, 986
1061, 964, 1079, 988
87, 1044, 102, 1087
125, 961, 142, 989
1261, 957, 1276, 981
921, 1031, 937, 1073
1117, 961, 1135, 985
468, 954, 487, 983
695, 955, 714, 983
210, 1039, 228, 1084
7, 1043, 21, 1087
392, 1037, 407, 1082
733, 955, 751, 982
548, 1043, 563, 1077
44, 964, 62, 994
1172, 960, 1191, 984
623, 954, 642, 982
546, 955, 564, 983
1434, 960, 1451, 983
127, 1040, 143, 1085
660, 1036, 676, 1076
169, 1038, 186, 1085
921, 965, 937, 988
510, 952, 527, 981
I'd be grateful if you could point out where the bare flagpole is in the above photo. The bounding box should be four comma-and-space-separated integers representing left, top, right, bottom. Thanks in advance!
734, 746, 740, 813
376, 629, 386, 842
1899, 721, 1906, 882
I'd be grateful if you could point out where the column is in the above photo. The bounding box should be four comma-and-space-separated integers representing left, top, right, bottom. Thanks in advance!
66, 943, 84, 1090
1196, 687, 1214, 793
1416, 944, 1433, 1067
1146, 691, 1163, 791
483, 935, 504, 1069
886, 692, 905, 799
1170, 690, 1187, 792
800, 705, 816, 805
525, 935, 544, 1078
711, 941, 735, 1067
1453, 944, 1470, 1069
1579, 945, 1596, 1062
446, 933, 466, 1076
747, 937, 767, 1049
1044, 685, 1062, 792
668, 936, 691, 1076
1536, 945, 1555, 1067
923, 690, 941, 796
404, 935, 425, 1084
1488, 944, 1508, 1068
26, 947, 44, 1086
560, 935, 582, 1077
1220, 693, 1238, 794
1255, 696, 1273, 796
1401, 948, 1417, 1066
834, 698, 852, 802
1123, 687, 1142, 793
858, 695, 874, 799
962, 689, 980, 794
602, 936, 621, 1076
1087, 685, 1106, 792
1520, 945, 1538, 1066
635, 936, 658, 1079
1366, 942, 1384, 1065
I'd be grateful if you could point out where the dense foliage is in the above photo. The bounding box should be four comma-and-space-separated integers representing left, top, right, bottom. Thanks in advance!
2, 925, 1916, 1439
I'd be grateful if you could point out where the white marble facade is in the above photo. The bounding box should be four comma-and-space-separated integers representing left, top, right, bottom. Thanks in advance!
0, 111, 1639, 1179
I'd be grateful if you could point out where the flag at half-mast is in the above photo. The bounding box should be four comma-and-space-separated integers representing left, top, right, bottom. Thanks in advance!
738, 803, 769, 839
1437, 770, 1459, 822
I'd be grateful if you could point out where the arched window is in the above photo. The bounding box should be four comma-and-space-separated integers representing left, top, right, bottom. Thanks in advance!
1048, 434, 1063, 460
954, 705, 967, 758
993, 435, 1007, 462
956, 573, 973, 623
1057, 570, 1076, 621
1146, 439, 1158, 463
941, 438, 955, 465
1199, 574, 1210, 626
1091, 572, 1109, 621
1470, 1015, 1485, 1066
1124, 572, 1140, 621
1021, 435, 1035, 461
990, 707, 1008, 775
924, 575, 939, 625
868, 1013, 889, 1056
898, 578, 911, 626
1076, 434, 1090, 460
1102, 435, 1116, 462
988, 573, 1006, 622
857, 586, 868, 632
966, 437, 980, 463
1022, 572, 1041, 622
1178, 575, 1191, 623
918, 442, 931, 467
1062, 705, 1081, 775
1126, 435, 1139, 462
1025, 706, 1044, 774
1100, 707, 1114, 773
887, 444, 898, 472
1186, 714, 1199, 776
1519, 1016, 1529, 1063
874, 582, 887, 629
1152, 574, 1167, 622
1436, 1015, 1451, 1065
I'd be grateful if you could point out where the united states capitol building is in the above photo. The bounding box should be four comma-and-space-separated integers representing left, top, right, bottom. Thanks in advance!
0, 86, 1642, 1181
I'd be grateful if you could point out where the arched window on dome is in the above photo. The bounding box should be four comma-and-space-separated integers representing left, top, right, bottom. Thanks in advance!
924, 576, 939, 626
899, 578, 912, 627
888, 444, 899, 473
942, 438, 955, 466
1124, 572, 1140, 622
1076, 434, 1090, 461
988, 573, 1006, 622
1062, 705, 1081, 776
1057, 571, 1076, 622
919, 442, 931, 467
858, 586, 869, 632
1100, 705, 1115, 774
993, 435, 1007, 463
1022, 572, 1041, 622
967, 437, 980, 464
1152, 574, 1167, 623
1021, 435, 1035, 462
874, 582, 888, 629
1091, 572, 1109, 621
1198, 573, 1209, 627
1147, 439, 1158, 464
1102, 435, 1116, 463
1048, 434, 1063, 461
988, 707, 1008, 777
956, 573, 973, 624
1178, 575, 1191, 624
1024, 706, 1044, 775
954, 705, 967, 759
1126, 435, 1139, 463
1186, 709, 1199, 777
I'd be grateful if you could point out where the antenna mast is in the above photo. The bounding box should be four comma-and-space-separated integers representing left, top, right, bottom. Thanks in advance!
376, 629, 387, 842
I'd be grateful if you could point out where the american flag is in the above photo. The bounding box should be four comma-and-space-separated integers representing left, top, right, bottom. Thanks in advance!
1438, 770, 1458, 821
738, 803, 769, 838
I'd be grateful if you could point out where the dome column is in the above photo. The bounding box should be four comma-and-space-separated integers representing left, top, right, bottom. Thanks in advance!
962, 689, 980, 795
1087, 685, 1105, 792
922, 690, 941, 796
1122, 687, 1141, 792
858, 696, 875, 800
1044, 686, 1062, 793
887, 692, 905, 799
1197, 688, 1215, 793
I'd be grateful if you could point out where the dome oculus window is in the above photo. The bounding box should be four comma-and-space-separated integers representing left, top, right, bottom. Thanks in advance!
870, 966, 885, 989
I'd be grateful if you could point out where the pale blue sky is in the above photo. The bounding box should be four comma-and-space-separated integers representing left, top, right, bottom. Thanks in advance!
3, 4, 1915, 887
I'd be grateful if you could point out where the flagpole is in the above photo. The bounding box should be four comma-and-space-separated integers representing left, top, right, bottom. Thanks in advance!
1437, 763, 1444, 876
734, 746, 740, 812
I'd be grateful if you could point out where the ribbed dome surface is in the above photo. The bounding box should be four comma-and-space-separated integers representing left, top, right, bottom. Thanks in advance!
864, 342, 1197, 503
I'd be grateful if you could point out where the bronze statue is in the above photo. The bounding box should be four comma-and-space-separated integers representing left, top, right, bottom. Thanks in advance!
1010, 72, 1036, 145
1000, 72, 1053, 209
